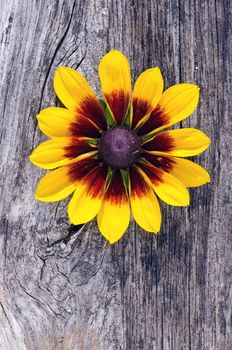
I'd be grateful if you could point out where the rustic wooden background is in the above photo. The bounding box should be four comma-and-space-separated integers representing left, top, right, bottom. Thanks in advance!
0, 0, 231, 349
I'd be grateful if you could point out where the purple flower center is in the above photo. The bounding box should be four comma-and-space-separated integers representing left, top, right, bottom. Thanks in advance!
99, 126, 141, 168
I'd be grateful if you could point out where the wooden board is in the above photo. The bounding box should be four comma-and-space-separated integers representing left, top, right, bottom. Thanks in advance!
0, 0, 231, 349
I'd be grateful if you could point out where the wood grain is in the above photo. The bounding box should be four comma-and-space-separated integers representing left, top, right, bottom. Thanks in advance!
0, 0, 231, 349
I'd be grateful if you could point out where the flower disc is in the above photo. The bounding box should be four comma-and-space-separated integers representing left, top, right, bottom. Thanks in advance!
99, 126, 141, 168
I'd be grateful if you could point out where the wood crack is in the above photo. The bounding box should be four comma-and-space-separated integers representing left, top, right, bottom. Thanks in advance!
31, 0, 77, 148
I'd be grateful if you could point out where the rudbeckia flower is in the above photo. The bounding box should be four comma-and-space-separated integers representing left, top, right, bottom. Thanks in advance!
30, 50, 210, 244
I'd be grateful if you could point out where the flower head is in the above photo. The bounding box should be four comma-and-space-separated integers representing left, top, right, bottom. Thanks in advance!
30, 50, 210, 244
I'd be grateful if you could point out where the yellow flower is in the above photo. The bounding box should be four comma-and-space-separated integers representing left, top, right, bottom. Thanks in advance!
30, 50, 210, 244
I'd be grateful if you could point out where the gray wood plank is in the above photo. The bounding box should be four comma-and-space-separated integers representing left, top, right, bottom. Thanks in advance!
0, 0, 231, 349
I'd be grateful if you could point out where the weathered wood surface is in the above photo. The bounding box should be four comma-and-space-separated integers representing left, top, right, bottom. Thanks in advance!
0, 0, 231, 349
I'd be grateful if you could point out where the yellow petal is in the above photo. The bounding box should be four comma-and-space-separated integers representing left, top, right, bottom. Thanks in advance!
132, 67, 164, 128
138, 84, 200, 136
168, 157, 210, 187
143, 128, 211, 157
37, 107, 101, 139
30, 137, 96, 169
35, 157, 101, 202
54, 67, 106, 129
68, 164, 107, 225
37, 107, 75, 138
97, 170, 130, 244
144, 154, 210, 187
129, 167, 161, 233
35, 166, 76, 202
98, 50, 131, 124
137, 162, 190, 206
54, 67, 94, 111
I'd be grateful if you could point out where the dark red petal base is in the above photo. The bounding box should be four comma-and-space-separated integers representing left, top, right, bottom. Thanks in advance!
143, 153, 175, 172
81, 164, 108, 198
142, 132, 174, 152
69, 116, 101, 138
104, 170, 127, 205
129, 166, 150, 198
137, 105, 170, 136
105, 90, 130, 125
132, 97, 150, 129
68, 158, 100, 182
78, 96, 107, 130
64, 138, 96, 159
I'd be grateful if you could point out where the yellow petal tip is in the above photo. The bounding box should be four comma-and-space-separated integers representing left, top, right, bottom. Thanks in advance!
189, 84, 200, 90
34, 193, 45, 202
54, 66, 72, 81
201, 174, 211, 186
29, 154, 36, 165
108, 238, 120, 245
55, 66, 68, 73
35, 194, 41, 201
36, 113, 44, 122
